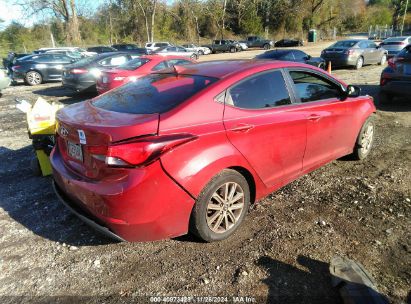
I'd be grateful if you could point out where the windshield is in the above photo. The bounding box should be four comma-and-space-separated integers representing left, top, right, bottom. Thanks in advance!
331, 41, 358, 48
93, 74, 218, 114
118, 58, 150, 70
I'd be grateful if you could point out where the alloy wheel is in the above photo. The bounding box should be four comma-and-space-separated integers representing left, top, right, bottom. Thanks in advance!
356, 57, 363, 69
26, 71, 42, 85
206, 182, 245, 234
360, 124, 374, 154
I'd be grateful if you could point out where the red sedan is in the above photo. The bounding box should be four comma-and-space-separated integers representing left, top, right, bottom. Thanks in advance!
51, 60, 376, 242
96, 55, 195, 94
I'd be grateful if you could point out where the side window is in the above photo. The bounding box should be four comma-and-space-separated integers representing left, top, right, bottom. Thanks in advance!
358, 41, 368, 49
110, 55, 127, 65
177, 47, 186, 52
53, 55, 71, 63
281, 52, 295, 61
168, 59, 191, 66
152, 61, 168, 71
368, 41, 377, 49
226, 70, 291, 109
293, 51, 307, 61
35, 55, 53, 63
289, 71, 342, 103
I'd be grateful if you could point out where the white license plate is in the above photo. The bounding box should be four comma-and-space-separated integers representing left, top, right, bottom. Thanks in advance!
403, 64, 411, 75
102, 76, 108, 83
67, 141, 83, 162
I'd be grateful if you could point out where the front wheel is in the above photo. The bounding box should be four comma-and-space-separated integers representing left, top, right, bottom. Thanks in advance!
351, 116, 375, 160
229, 47, 236, 53
263, 44, 270, 50
198, 50, 204, 55
190, 54, 198, 60
190, 169, 250, 242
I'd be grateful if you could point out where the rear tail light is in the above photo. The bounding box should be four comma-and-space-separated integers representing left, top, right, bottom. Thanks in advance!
345, 49, 354, 56
388, 57, 404, 69
71, 68, 88, 74
12, 65, 21, 71
86, 134, 197, 167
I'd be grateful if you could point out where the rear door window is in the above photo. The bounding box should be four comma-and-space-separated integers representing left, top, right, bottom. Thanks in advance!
289, 71, 342, 103
92, 74, 218, 114
226, 70, 292, 109
167, 59, 192, 66
152, 61, 168, 71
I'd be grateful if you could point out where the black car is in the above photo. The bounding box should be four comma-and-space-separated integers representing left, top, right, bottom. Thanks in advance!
274, 39, 304, 47
255, 49, 326, 69
62, 51, 143, 92
111, 44, 146, 52
87, 46, 118, 54
11, 53, 78, 86
379, 44, 411, 103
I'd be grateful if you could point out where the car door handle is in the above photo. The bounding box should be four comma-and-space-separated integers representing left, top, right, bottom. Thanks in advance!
307, 114, 322, 121
229, 124, 254, 132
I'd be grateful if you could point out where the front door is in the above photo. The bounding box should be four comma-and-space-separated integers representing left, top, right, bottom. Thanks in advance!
223, 69, 307, 188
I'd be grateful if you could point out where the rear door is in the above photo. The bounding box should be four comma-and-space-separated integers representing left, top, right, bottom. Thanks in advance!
367, 41, 380, 63
285, 69, 353, 169
358, 41, 372, 63
223, 69, 307, 187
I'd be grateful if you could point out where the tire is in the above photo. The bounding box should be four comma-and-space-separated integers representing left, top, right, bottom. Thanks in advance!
379, 91, 392, 104
378, 54, 387, 65
190, 54, 198, 60
30, 157, 42, 176
318, 62, 326, 70
355, 57, 364, 70
25, 71, 42, 86
198, 50, 204, 55
350, 116, 375, 160
190, 169, 250, 242
229, 46, 236, 53
263, 44, 270, 50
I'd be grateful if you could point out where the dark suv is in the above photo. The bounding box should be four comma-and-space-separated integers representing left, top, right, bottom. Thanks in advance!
208, 40, 241, 53
11, 54, 78, 86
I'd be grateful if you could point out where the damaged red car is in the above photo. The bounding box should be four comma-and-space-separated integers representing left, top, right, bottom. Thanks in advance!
51, 60, 376, 242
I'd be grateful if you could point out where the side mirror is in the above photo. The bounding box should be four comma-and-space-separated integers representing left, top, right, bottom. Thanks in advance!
345, 85, 361, 98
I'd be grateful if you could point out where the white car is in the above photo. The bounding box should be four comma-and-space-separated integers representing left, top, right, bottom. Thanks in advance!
181, 44, 211, 55
154, 46, 198, 60
145, 42, 172, 52
227, 40, 248, 51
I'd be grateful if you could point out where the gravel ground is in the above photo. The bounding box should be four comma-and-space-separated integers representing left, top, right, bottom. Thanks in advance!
0, 44, 410, 304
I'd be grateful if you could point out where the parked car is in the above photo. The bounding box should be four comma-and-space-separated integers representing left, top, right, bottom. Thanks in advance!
11, 53, 79, 86
35, 47, 96, 57
228, 40, 248, 51
62, 51, 143, 92
145, 42, 172, 52
0, 68, 11, 97
241, 36, 274, 49
255, 49, 326, 69
181, 44, 211, 55
51, 60, 376, 243
38, 49, 84, 60
321, 39, 388, 69
97, 55, 195, 94
380, 36, 411, 58
87, 46, 118, 54
153, 46, 198, 59
206, 40, 242, 53
111, 44, 143, 52
3, 52, 30, 74
380, 44, 411, 102
275, 39, 304, 47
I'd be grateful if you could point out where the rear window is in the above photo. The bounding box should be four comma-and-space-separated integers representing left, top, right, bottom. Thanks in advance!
384, 37, 407, 42
332, 41, 357, 48
398, 46, 411, 57
93, 74, 218, 114
118, 58, 150, 70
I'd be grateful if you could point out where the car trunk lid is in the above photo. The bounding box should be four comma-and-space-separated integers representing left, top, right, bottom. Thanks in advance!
56, 100, 159, 178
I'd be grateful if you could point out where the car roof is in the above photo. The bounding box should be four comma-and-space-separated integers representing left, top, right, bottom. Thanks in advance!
172, 60, 307, 79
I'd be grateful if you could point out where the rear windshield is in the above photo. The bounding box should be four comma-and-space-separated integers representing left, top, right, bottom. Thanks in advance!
118, 58, 150, 70
384, 37, 407, 42
398, 46, 411, 57
93, 74, 218, 114
331, 41, 357, 48
255, 50, 286, 59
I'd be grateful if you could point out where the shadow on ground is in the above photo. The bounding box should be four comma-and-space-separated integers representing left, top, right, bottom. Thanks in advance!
257, 255, 342, 304
0, 145, 114, 246
356, 84, 411, 112
32, 85, 96, 105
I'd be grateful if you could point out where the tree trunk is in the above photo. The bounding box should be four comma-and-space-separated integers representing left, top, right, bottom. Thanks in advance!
150, 0, 157, 42
68, 0, 81, 43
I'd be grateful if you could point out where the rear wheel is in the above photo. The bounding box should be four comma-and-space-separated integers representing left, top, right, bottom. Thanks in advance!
190, 169, 250, 242
379, 91, 392, 104
190, 54, 198, 60
229, 46, 236, 53
263, 44, 270, 50
355, 57, 364, 70
351, 116, 375, 160
198, 50, 204, 55
25, 71, 42, 86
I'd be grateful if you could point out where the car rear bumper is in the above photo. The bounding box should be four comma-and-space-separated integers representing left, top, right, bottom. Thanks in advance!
50, 146, 195, 242
380, 80, 411, 97
62, 76, 96, 92
321, 56, 357, 67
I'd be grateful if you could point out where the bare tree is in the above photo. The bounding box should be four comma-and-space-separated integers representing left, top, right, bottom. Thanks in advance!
135, 0, 158, 42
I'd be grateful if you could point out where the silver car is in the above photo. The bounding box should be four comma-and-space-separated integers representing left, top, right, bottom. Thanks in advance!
321, 39, 388, 69
154, 46, 198, 60
380, 36, 411, 58
181, 44, 211, 55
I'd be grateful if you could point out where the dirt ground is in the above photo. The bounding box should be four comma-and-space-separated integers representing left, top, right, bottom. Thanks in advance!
0, 43, 410, 304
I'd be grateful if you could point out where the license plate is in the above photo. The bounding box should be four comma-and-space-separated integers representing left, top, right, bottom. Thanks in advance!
102, 76, 108, 83
67, 141, 83, 162
403, 64, 411, 75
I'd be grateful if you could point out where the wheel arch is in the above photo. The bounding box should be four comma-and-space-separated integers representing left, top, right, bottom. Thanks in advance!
228, 166, 256, 204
